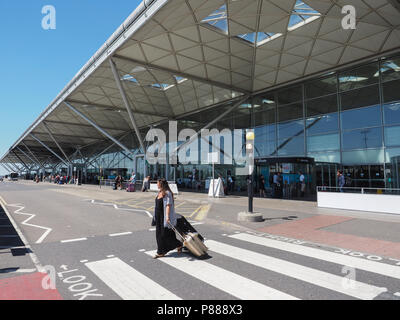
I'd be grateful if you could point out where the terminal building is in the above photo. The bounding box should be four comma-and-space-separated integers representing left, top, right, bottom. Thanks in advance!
1, 0, 400, 199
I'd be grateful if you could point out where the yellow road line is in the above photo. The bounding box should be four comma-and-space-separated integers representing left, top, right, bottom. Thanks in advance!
0, 196, 8, 205
194, 204, 210, 221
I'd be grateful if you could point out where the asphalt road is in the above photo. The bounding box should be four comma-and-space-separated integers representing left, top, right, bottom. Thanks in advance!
1, 181, 400, 300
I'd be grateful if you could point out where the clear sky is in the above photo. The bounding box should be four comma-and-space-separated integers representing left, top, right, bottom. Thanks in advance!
0, 0, 142, 175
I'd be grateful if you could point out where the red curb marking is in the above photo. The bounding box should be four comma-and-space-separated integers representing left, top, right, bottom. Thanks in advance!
0, 272, 63, 300
258, 215, 400, 260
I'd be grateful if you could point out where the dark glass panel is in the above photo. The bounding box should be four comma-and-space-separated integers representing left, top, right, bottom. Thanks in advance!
305, 74, 337, 99
339, 62, 379, 91
306, 94, 338, 117
278, 102, 303, 122
382, 79, 400, 104
340, 85, 380, 111
381, 56, 400, 82
277, 85, 303, 105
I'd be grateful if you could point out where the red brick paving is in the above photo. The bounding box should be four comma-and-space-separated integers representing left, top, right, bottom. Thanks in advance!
0, 272, 63, 300
258, 215, 400, 259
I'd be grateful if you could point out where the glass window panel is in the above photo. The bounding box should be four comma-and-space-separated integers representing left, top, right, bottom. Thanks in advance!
385, 147, 400, 162
383, 102, 400, 125
278, 102, 303, 122
307, 152, 340, 163
339, 62, 379, 91
306, 113, 339, 135
381, 56, 400, 82
254, 137, 276, 157
342, 127, 383, 150
340, 85, 380, 111
278, 119, 304, 139
307, 133, 340, 152
277, 134, 304, 156
305, 75, 337, 99
382, 79, 400, 104
342, 149, 384, 165
255, 123, 276, 141
306, 94, 338, 117
341, 105, 381, 130
253, 96, 276, 127
277, 85, 302, 105
385, 126, 400, 147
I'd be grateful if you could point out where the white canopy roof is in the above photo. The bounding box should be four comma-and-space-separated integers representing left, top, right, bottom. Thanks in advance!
2, 0, 400, 169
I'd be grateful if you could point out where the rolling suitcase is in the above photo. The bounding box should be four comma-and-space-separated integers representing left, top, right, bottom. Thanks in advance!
176, 215, 204, 242
126, 183, 135, 192
169, 223, 208, 257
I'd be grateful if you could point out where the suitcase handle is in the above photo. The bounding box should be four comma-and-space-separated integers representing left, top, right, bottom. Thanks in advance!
168, 222, 186, 242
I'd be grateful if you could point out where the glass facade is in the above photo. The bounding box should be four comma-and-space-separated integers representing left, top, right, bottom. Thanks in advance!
82, 53, 400, 197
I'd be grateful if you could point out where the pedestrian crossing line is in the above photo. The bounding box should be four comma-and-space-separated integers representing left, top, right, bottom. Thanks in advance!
206, 240, 386, 300
85, 257, 181, 300
144, 250, 298, 300
229, 233, 400, 280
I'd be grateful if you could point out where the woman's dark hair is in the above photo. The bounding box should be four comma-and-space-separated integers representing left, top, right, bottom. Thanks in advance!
158, 179, 173, 198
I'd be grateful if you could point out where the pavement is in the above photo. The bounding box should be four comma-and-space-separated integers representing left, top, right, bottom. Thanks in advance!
1, 179, 400, 301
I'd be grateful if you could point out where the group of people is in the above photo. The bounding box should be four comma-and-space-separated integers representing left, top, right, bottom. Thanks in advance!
112, 172, 153, 192
258, 171, 307, 199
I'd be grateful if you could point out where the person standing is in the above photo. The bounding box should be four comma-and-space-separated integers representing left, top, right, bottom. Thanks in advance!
299, 171, 306, 197
337, 170, 345, 192
259, 175, 266, 198
153, 179, 183, 259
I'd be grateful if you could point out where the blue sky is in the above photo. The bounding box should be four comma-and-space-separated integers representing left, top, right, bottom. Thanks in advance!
0, 0, 142, 175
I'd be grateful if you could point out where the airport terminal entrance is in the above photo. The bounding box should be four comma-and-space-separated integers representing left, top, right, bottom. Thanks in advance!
255, 157, 316, 200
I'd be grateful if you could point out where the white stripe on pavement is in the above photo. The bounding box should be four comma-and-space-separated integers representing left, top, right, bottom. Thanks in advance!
85, 258, 180, 300
61, 238, 88, 243
206, 240, 386, 300
144, 250, 298, 300
109, 232, 132, 237
230, 233, 400, 280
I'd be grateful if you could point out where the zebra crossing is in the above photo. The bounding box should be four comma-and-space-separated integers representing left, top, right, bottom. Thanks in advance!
75, 232, 398, 300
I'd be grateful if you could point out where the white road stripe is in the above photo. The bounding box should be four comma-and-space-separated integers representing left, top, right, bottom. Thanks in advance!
206, 240, 386, 300
61, 238, 88, 243
85, 257, 180, 300
230, 233, 400, 280
145, 250, 298, 300
109, 232, 132, 237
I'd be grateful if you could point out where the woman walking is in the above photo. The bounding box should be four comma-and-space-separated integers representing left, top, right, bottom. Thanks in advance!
153, 179, 183, 259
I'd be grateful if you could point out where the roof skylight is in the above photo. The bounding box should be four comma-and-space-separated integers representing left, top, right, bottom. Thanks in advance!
288, 0, 321, 31
236, 32, 282, 46
121, 74, 139, 84
150, 83, 174, 91
201, 4, 228, 34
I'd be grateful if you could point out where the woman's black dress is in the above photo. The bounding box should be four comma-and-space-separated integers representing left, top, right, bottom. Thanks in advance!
155, 196, 182, 255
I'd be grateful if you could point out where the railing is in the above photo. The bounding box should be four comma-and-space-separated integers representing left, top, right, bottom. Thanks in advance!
317, 186, 400, 196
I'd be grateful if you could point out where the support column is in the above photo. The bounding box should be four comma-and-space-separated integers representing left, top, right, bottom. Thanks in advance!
64, 102, 134, 157
21, 142, 45, 170
109, 58, 146, 153
30, 134, 70, 167
42, 122, 71, 164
